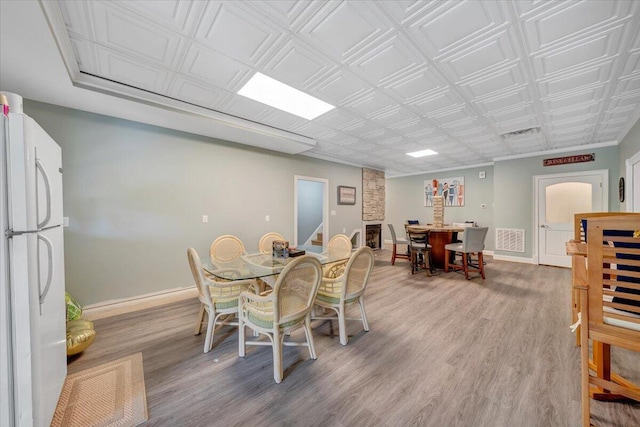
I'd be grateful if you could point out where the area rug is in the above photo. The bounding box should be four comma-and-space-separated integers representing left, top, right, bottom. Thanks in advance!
51, 353, 148, 427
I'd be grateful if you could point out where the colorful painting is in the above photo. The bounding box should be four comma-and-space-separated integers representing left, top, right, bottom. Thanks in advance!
424, 177, 464, 207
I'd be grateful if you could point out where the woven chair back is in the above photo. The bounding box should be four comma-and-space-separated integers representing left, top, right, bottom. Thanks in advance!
210, 235, 245, 265
328, 234, 352, 257
259, 232, 285, 255
187, 248, 212, 308
274, 256, 322, 324
462, 227, 488, 253
344, 246, 375, 296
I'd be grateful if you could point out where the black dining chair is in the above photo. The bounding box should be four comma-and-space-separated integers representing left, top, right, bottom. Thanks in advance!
407, 230, 433, 276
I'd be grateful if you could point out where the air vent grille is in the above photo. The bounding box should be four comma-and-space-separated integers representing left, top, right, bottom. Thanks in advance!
495, 228, 525, 252
501, 127, 540, 139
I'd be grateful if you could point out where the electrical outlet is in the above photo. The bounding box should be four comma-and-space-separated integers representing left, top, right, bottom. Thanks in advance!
265, 215, 270, 222
63, 217, 69, 227
342, 228, 346, 233
330, 210, 336, 216
202, 215, 208, 223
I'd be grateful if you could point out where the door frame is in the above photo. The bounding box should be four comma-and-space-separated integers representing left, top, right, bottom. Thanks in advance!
293, 175, 329, 247
533, 169, 608, 265
625, 150, 640, 212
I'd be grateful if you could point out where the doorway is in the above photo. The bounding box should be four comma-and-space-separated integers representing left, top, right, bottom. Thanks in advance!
625, 150, 640, 212
534, 170, 608, 267
294, 176, 328, 247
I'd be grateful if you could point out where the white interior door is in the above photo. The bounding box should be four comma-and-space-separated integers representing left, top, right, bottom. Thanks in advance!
625, 150, 640, 212
536, 170, 607, 267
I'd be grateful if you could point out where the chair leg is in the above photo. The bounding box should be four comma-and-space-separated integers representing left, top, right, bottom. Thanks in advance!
238, 315, 246, 358
478, 252, 486, 279
203, 311, 216, 353
410, 252, 416, 275
424, 249, 431, 277
463, 253, 469, 280
579, 290, 591, 426
391, 244, 397, 265
303, 314, 317, 359
273, 330, 283, 383
359, 296, 369, 331
194, 304, 205, 335
444, 250, 450, 273
338, 304, 348, 345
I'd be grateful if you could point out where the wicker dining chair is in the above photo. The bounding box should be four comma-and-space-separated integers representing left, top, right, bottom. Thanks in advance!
313, 246, 375, 345
238, 255, 323, 383
187, 248, 257, 353
210, 234, 246, 270
259, 232, 286, 255
323, 234, 353, 278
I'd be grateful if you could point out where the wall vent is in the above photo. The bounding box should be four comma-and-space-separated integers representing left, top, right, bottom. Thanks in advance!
495, 228, 525, 252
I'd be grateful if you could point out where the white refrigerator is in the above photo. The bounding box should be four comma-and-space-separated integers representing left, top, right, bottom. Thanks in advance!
1, 93, 66, 427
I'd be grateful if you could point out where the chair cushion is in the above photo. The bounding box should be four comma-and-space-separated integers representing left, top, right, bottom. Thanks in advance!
210, 284, 249, 310
316, 290, 359, 305
444, 242, 464, 251
213, 297, 240, 310
246, 300, 301, 329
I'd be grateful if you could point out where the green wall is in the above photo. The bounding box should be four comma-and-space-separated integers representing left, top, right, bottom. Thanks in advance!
386, 166, 495, 250
493, 146, 619, 259
387, 145, 621, 260
25, 100, 364, 305
618, 118, 640, 211
23, 97, 638, 304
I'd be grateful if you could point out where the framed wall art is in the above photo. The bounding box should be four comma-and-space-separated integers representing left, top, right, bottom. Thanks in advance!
424, 177, 464, 207
337, 185, 356, 205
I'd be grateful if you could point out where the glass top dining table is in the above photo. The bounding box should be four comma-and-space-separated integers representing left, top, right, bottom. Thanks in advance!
201, 245, 352, 281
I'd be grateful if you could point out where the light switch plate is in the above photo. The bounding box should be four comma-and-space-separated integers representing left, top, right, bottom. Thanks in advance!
202, 215, 208, 223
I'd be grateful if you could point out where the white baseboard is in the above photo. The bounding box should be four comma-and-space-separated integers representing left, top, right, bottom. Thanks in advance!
83, 286, 198, 321
492, 254, 535, 264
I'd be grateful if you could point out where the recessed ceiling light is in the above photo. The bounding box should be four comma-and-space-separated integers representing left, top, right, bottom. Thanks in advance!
407, 149, 438, 158
238, 72, 335, 120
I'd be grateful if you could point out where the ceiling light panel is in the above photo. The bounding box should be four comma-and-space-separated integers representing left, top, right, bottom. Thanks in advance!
407, 149, 438, 158
238, 72, 335, 120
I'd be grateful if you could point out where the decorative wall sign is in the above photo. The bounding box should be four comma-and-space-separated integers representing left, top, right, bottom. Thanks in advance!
543, 153, 595, 167
424, 177, 464, 207
619, 177, 625, 203
337, 185, 356, 205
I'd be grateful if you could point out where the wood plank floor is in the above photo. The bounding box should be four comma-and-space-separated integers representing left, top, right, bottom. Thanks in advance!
68, 251, 640, 426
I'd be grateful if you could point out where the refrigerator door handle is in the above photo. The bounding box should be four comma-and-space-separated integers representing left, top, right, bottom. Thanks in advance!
37, 233, 54, 315
35, 157, 52, 229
